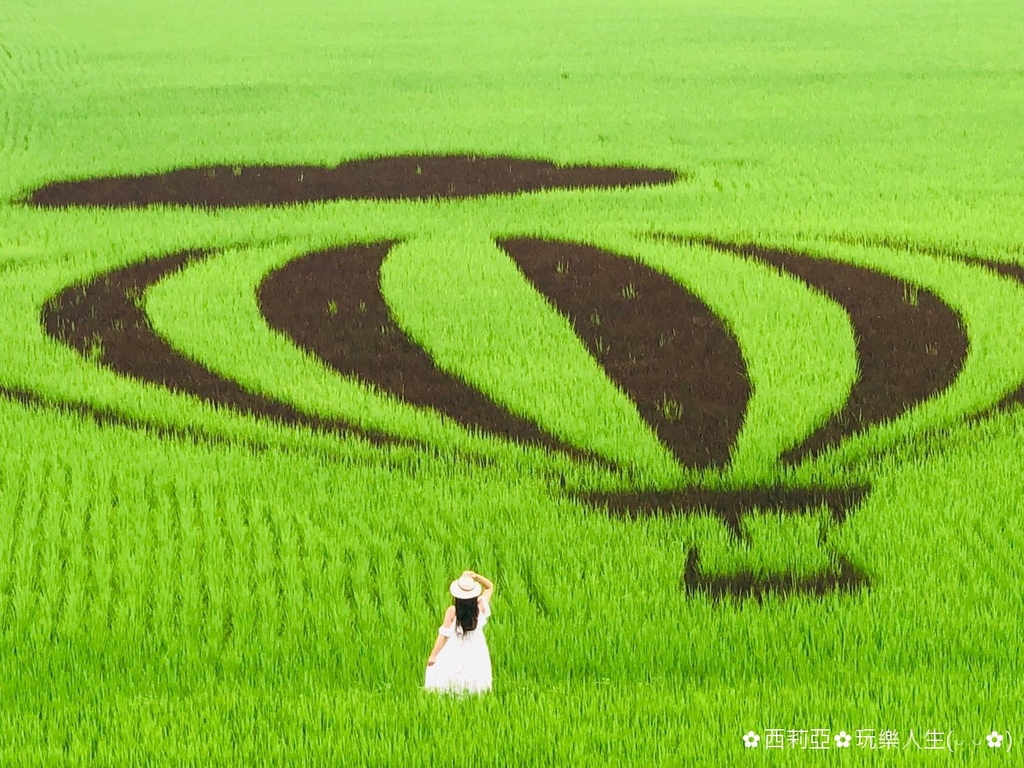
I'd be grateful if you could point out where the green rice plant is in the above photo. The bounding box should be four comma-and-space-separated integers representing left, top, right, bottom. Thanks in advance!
382, 232, 681, 478
143, 238, 590, 474
698, 510, 837, 577
785, 239, 1024, 471
2, 0, 1024, 762
610, 233, 858, 483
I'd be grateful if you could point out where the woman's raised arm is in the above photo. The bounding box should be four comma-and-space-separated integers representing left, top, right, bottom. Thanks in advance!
468, 571, 494, 602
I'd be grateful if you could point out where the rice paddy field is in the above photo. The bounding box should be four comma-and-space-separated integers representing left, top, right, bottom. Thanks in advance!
1, 0, 1023, 763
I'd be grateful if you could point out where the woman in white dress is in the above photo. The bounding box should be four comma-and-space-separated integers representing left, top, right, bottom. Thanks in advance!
424, 570, 494, 694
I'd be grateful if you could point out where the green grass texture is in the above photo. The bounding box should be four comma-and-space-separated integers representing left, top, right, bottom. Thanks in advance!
2, 0, 1023, 763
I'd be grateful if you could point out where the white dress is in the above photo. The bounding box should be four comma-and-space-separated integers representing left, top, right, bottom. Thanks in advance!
424, 598, 492, 694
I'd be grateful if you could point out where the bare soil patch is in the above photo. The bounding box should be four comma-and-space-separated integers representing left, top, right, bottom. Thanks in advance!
741, 235, 1024, 462
682, 547, 869, 602
694, 239, 969, 463
501, 239, 750, 469
257, 243, 581, 454
25, 155, 678, 207
41, 252, 385, 442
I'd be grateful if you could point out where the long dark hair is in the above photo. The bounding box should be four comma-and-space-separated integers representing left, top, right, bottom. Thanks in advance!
454, 597, 479, 635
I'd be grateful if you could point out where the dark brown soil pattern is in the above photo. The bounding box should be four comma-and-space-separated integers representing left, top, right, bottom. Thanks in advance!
682, 547, 868, 602
501, 239, 750, 469
257, 243, 579, 454
693, 239, 969, 463
579, 484, 870, 540
28, 142, 975, 604
828, 237, 1024, 413
711, 234, 1024, 469
41, 252, 385, 443
25, 155, 679, 208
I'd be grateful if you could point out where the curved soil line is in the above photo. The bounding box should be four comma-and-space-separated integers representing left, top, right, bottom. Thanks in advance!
943, 255, 1024, 411
0, 382, 284, 456
578, 484, 870, 540
41, 252, 386, 443
0, 384, 499, 474
258, 243, 583, 455
500, 239, 750, 469
682, 547, 869, 602
694, 239, 969, 463
25, 155, 679, 208
958, 255, 1024, 284
823, 236, 1024, 416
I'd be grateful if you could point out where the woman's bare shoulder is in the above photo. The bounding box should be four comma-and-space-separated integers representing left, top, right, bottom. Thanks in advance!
443, 605, 456, 622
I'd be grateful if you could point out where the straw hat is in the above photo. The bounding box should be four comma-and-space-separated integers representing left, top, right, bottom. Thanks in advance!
450, 574, 482, 599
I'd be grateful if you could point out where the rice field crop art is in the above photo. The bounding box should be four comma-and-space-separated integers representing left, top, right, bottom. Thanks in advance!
17, 153, 1024, 604
3, 0, 1024, 763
